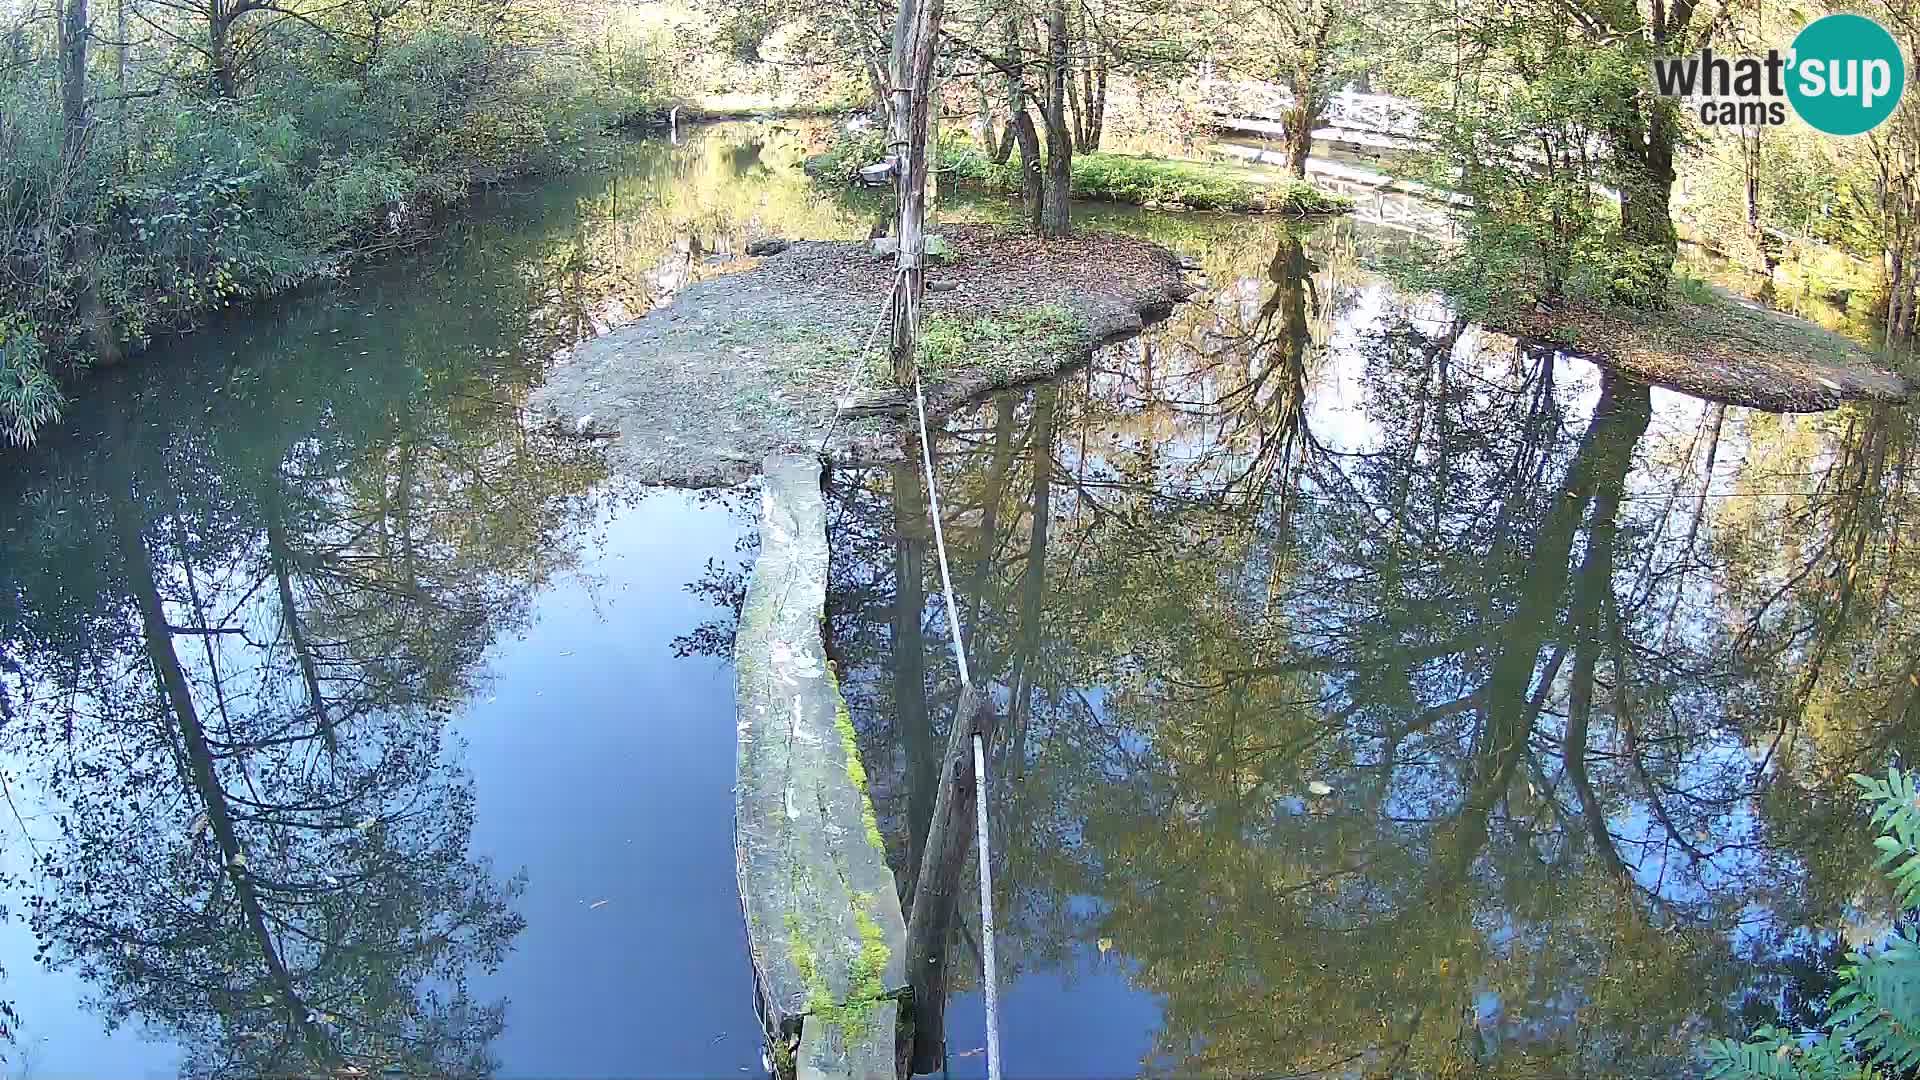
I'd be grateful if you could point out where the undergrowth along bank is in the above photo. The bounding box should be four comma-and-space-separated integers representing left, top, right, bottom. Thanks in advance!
811, 133, 1353, 216
1, 12, 688, 447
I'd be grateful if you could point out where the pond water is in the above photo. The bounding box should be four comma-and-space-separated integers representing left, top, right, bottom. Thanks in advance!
0, 120, 1914, 1078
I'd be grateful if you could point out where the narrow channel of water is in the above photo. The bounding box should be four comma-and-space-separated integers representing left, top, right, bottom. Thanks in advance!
0, 119, 1914, 1078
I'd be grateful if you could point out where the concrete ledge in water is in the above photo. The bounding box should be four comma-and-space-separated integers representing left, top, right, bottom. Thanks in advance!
735, 454, 906, 1079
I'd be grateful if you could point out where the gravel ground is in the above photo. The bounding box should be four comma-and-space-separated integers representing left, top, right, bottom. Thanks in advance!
531, 224, 1187, 486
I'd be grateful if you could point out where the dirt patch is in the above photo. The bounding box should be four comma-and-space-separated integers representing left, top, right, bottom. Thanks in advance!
1504, 288, 1914, 412
530, 224, 1187, 486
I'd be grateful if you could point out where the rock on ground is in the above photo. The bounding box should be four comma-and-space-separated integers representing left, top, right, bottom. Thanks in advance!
530, 224, 1187, 486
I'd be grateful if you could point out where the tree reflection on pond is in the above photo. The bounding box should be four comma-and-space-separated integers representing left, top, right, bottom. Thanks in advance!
797, 218, 1920, 1076
0, 183, 615, 1076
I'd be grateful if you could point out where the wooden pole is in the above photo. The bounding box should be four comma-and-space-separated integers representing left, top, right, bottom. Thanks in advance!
900, 684, 999, 1077
887, 0, 944, 384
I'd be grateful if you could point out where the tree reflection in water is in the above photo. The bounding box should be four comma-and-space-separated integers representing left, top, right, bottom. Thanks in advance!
0, 213, 613, 1077
774, 219, 1920, 1076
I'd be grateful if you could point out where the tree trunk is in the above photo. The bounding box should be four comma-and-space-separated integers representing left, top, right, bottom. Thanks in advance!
886, 0, 944, 382
901, 685, 1000, 1076
60, 0, 120, 365
1040, 0, 1072, 237
1084, 58, 1106, 150
926, 72, 941, 220
1283, 101, 1317, 179
1014, 109, 1043, 235
1280, 13, 1331, 180
115, 0, 128, 168
1890, 245, 1907, 341
1617, 98, 1680, 266
60, 0, 86, 141
1001, 13, 1041, 230
210, 12, 238, 98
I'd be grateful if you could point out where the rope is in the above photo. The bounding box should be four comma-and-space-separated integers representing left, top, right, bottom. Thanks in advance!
971, 729, 1003, 1079
910, 372, 1000, 1080
913, 375, 972, 689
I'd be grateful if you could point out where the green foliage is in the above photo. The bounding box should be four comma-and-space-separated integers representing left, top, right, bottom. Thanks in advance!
1571, 233, 1678, 308
1402, 16, 1678, 314
1701, 766, 1920, 1079
945, 141, 1351, 214
1672, 271, 1719, 306
0, 315, 61, 446
0, 7, 684, 446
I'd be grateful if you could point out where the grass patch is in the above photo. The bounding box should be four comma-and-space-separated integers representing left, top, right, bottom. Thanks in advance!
916, 304, 1088, 380
944, 143, 1351, 215
810, 133, 1351, 215
1671, 271, 1718, 306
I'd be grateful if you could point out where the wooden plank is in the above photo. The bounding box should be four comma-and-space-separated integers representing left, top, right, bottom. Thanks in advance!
736, 454, 907, 1078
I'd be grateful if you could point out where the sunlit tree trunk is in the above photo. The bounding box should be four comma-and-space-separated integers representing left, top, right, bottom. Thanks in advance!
886, 0, 944, 380
1277, 1, 1331, 179
1002, 13, 1044, 232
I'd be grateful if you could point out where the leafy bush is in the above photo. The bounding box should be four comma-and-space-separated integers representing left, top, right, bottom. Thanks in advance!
0, 315, 60, 446
1405, 42, 1674, 314
0, 13, 679, 446
1702, 766, 1920, 1078
990, 149, 1351, 214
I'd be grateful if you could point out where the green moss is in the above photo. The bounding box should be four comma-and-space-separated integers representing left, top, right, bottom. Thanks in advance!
825, 660, 887, 852
850, 899, 891, 999
784, 897, 894, 1043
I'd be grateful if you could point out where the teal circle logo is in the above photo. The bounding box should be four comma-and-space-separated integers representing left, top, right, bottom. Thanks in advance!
1787, 13, 1905, 135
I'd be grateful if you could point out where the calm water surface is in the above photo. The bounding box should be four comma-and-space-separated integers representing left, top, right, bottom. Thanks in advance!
1, 121, 1915, 1078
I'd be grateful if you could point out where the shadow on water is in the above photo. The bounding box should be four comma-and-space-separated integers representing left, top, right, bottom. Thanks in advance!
689, 215, 1920, 1076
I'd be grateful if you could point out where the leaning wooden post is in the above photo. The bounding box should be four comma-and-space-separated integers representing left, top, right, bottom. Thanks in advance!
899, 684, 999, 1076
887, 0, 945, 385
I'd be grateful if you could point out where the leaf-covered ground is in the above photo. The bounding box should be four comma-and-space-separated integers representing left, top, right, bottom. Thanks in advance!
1504, 287, 1915, 412
530, 224, 1188, 485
